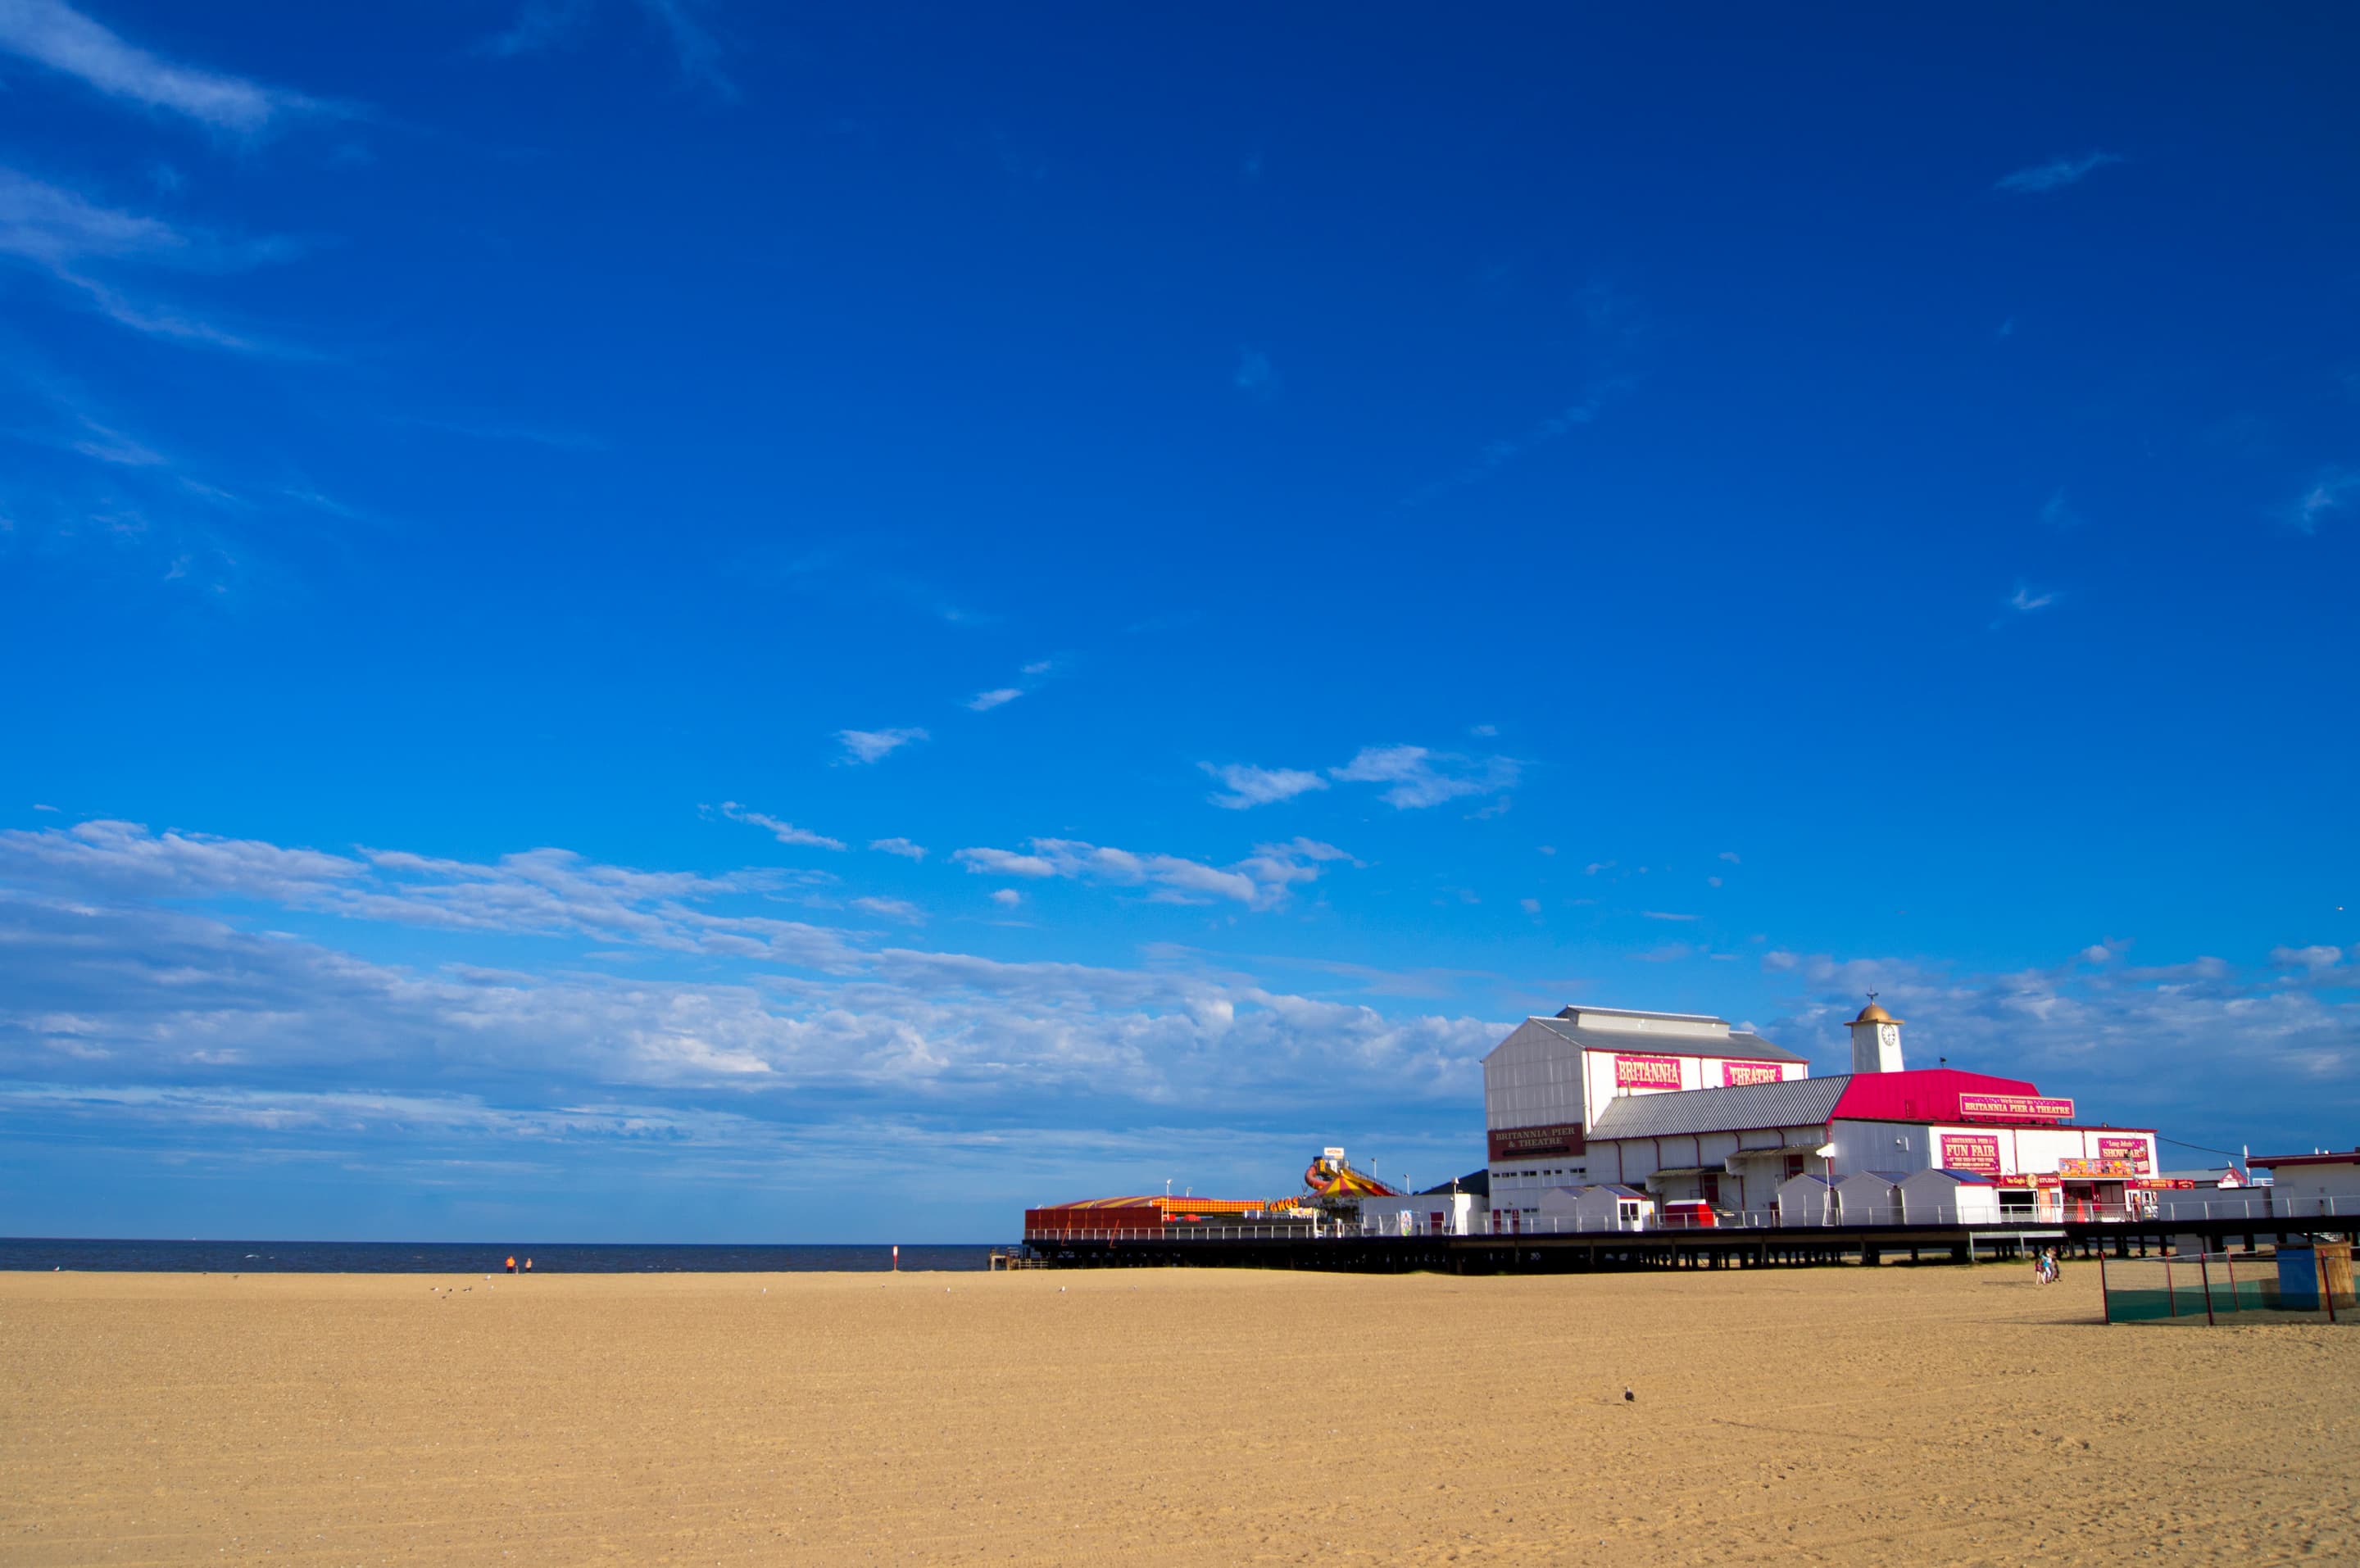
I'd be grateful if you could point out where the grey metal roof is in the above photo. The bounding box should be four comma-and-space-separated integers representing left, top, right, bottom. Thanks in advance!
1525, 1015, 1807, 1064
1587, 1074, 1853, 1140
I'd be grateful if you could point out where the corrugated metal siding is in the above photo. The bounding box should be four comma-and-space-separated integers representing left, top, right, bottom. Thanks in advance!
1517, 1016, 1808, 1064
1587, 1075, 1852, 1139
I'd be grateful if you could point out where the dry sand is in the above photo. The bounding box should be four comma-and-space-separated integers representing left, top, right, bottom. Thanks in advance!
2, 1262, 2353, 1566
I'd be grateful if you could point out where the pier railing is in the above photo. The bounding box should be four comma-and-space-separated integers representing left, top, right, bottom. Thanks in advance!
1021, 1193, 2354, 1245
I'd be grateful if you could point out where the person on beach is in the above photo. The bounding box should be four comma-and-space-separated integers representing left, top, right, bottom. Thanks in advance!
524, 1258, 533, 1272
506, 1255, 516, 1274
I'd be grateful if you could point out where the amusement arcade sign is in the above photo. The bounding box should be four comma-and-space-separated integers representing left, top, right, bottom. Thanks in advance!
1939, 1133, 2004, 1177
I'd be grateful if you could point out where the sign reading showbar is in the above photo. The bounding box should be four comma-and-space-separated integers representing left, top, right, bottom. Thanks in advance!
1956, 1092, 2074, 1122
1613, 1054, 1684, 1090
1488, 1122, 1585, 1161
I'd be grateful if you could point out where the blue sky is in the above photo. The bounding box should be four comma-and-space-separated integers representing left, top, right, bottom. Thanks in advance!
2, 3, 2355, 1241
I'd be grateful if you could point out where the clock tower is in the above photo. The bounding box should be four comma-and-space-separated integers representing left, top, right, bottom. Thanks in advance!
1848, 999, 1904, 1074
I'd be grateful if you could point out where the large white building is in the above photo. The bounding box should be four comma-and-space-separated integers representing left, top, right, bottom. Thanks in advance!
1482, 1002, 2161, 1230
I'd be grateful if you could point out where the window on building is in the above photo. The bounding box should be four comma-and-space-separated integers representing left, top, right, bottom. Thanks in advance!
1784, 1153, 1806, 1180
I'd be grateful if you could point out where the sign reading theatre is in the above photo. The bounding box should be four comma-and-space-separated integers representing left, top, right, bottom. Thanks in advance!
1722, 1061, 1782, 1087
1613, 1054, 1684, 1090
1939, 1133, 2004, 1177
1488, 1122, 1585, 1162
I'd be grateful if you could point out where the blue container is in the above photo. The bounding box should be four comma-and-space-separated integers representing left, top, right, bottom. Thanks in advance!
2277, 1247, 2321, 1309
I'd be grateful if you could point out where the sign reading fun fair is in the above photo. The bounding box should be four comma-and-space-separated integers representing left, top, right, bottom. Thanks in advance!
2095, 1136, 2151, 1173
1955, 1092, 2075, 1122
1613, 1054, 1684, 1090
1939, 1133, 2004, 1176
1722, 1061, 1782, 1087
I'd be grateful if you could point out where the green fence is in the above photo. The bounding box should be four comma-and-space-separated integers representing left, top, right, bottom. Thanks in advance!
2101, 1249, 2335, 1326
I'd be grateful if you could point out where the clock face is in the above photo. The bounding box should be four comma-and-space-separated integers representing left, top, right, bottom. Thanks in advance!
1877, 1023, 1899, 1049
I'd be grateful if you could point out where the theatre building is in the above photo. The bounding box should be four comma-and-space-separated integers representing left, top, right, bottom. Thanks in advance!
1482, 1002, 2160, 1228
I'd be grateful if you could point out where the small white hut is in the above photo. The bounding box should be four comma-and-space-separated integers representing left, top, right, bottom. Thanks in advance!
1836, 1171, 1906, 1226
1897, 1167, 2002, 1224
1540, 1183, 1655, 1231
1777, 1172, 1839, 1226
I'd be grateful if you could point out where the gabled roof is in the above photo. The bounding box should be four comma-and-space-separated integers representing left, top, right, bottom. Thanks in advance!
1827, 1067, 2048, 1124
1904, 1167, 1996, 1186
1589, 1073, 1851, 1139
1523, 1014, 1807, 1063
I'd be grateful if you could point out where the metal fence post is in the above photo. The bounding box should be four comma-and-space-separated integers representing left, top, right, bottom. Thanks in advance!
2164, 1256, 2176, 1318
2198, 1252, 2216, 1326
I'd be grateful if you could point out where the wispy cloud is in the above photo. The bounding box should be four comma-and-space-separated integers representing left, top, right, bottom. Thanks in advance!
0, 0, 325, 133
1330, 745, 1519, 809
2269, 944, 2346, 974
1995, 152, 2125, 195
851, 895, 924, 925
709, 801, 845, 851
1232, 347, 1278, 400
953, 836, 1350, 910
966, 687, 1021, 712
2040, 490, 2081, 528
1200, 762, 1328, 810
2290, 469, 2354, 534
836, 727, 927, 764
1999, 581, 2059, 622
479, 0, 732, 95
1401, 380, 1629, 506
0, 166, 287, 351
869, 837, 927, 861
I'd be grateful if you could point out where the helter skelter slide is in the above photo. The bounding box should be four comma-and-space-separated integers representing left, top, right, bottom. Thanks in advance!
1302, 1147, 1402, 1201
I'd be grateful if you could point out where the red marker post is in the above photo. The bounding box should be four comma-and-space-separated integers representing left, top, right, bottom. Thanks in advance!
892, 1244, 899, 1272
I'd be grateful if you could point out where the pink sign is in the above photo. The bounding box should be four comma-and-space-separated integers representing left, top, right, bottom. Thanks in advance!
1613, 1054, 1684, 1090
1956, 1092, 2075, 1122
1722, 1061, 1782, 1087
1940, 1133, 2004, 1177
2096, 1137, 2151, 1173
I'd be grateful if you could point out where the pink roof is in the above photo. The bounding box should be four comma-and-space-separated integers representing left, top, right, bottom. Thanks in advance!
1829, 1068, 2047, 1124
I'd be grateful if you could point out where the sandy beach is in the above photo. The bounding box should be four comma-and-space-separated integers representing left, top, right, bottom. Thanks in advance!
2, 1263, 2352, 1566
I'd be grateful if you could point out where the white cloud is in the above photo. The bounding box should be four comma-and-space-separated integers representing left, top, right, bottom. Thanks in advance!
851, 895, 923, 925
2290, 469, 2354, 535
1200, 762, 1328, 809
836, 727, 927, 764
966, 687, 1021, 712
1330, 745, 1518, 809
988, 888, 1022, 908
1233, 347, 1277, 399
1718, 851, 1740, 863
1995, 152, 2124, 194
712, 801, 845, 851
1469, 724, 1498, 737
869, 837, 927, 861
0, 0, 322, 132
2270, 945, 2344, 973
1642, 910, 1698, 922
1019, 660, 1053, 676
951, 846, 1059, 878
1519, 898, 1541, 915
0, 166, 279, 350
954, 836, 1348, 910
2003, 582, 2058, 617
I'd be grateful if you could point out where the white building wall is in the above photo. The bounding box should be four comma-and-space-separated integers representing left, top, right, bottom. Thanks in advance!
1777, 1175, 1839, 1226
1355, 1192, 1485, 1236
1896, 1170, 2003, 1223
1836, 1171, 1903, 1224
1483, 1020, 1591, 1137
2264, 1160, 2360, 1207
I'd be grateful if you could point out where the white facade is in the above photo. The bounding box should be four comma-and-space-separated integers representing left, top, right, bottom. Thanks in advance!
1483, 1007, 1808, 1217
1538, 1184, 1655, 1232
1897, 1169, 2003, 1224
2254, 1154, 2360, 1208
1777, 1174, 1839, 1226
1835, 1171, 1904, 1225
1355, 1190, 1486, 1236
